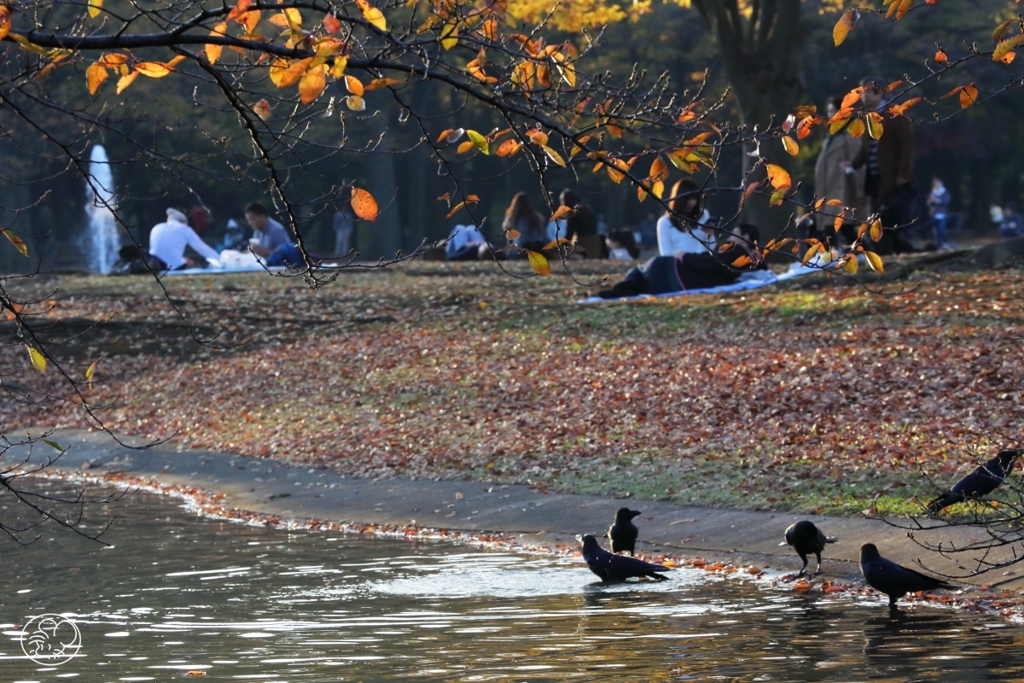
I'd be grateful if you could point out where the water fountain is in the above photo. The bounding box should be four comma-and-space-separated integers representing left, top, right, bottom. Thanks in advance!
82, 144, 120, 274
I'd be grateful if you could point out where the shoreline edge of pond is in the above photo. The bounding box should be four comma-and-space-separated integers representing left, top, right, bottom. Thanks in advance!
9, 428, 1024, 616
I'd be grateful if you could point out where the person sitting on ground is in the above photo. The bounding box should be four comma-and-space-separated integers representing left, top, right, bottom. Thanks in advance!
559, 189, 602, 258
445, 224, 487, 261
606, 231, 638, 261
148, 208, 222, 271
657, 178, 715, 256
244, 202, 291, 258
216, 218, 247, 252
502, 192, 547, 254
1000, 202, 1023, 239
597, 223, 764, 299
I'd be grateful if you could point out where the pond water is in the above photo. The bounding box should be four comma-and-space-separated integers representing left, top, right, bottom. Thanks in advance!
1, 483, 1022, 682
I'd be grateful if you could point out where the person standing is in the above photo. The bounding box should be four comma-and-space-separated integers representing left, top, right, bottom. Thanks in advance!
814, 95, 867, 247
148, 208, 221, 270
244, 201, 291, 258
842, 76, 915, 255
333, 201, 357, 256
927, 176, 952, 250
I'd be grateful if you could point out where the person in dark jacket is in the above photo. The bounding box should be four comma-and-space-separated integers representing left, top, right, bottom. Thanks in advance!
596, 223, 763, 299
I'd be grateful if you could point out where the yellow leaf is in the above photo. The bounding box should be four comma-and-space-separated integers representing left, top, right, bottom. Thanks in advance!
446, 201, 467, 218
540, 144, 566, 167
356, 0, 387, 31
649, 156, 669, 181
847, 118, 865, 138
866, 114, 884, 140
271, 57, 313, 88
651, 179, 664, 199
440, 23, 459, 50
116, 70, 139, 94
345, 95, 366, 111
869, 218, 883, 242
526, 250, 552, 277
2, 228, 28, 256
284, 7, 303, 29
27, 346, 46, 373
466, 129, 489, 155
10, 34, 48, 54
993, 35, 1024, 62
88, 0, 103, 19
344, 74, 364, 96
135, 61, 175, 78
833, 10, 858, 46
842, 254, 858, 274
993, 19, 1015, 44
864, 250, 884, 273
97, 53, 128, 67
350, 187, 378, 221
801, 244, 821, 266
330, 56, 347, 79
86, 62, 108, 95
781, 135, 799, 156
765, 164, 791, 190
85, 361, 96, 390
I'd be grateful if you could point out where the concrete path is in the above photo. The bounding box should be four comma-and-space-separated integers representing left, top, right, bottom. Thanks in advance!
6, 429, 1022, 590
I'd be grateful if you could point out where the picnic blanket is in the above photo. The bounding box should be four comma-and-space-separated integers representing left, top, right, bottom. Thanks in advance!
579, 261, 828, 303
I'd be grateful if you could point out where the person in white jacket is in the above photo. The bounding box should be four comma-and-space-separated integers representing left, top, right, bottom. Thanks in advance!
149, 208, 222, 270
657, 178, 715, 256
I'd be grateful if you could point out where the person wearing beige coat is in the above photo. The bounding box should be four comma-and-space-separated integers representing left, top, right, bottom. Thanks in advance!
814, 96, 868, 245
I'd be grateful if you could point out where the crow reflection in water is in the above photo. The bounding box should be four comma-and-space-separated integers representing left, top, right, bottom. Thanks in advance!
608, 507, 642, 556
579, 534, 671, 582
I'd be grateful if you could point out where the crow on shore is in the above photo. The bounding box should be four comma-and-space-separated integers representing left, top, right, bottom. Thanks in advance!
859, 543, 957, 607
578, 534, 671, 582
781, 521, 836, 576
608, 508, 642, 556
926, 449, 1022, 515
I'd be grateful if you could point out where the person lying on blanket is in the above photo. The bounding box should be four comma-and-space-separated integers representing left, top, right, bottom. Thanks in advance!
597, 223, 764, 299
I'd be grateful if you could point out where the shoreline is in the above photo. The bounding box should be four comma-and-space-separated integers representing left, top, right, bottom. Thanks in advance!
8, 428, 1024, 619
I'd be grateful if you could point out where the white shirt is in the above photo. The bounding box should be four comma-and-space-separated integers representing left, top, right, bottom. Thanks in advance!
149, 220, 221, 269
656, 210, 713, 256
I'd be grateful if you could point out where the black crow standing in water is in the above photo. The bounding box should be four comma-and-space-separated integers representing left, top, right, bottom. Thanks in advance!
781, 521, 836, 576
608, 508, 642, 556
859, 543, 957, 607
926, 448, 1022, 515
578, 534, 671, 582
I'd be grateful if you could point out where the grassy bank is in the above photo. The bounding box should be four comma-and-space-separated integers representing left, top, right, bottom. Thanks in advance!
3, 256, 1022, 516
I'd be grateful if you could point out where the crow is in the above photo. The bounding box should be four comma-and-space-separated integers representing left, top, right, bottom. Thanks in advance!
608, 507, 642, 556
926, 449, 1022, 515
859, 543, 957, 607
578, 534, 671, 582
780, 521, 836, 576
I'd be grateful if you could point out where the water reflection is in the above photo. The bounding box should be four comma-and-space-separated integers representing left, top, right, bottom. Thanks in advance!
1, 483, 1022, 681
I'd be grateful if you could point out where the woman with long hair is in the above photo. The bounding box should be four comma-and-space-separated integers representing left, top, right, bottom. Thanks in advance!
502, 192, 547, 252
656, 178, 714, 256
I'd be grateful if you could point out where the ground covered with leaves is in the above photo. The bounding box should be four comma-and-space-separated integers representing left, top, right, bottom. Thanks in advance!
3, 255, 1023, 516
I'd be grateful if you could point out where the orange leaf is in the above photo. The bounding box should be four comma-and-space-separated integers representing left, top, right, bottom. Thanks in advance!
993, 35, 1024, 62
781, 135, 799, 156
134, 61, 177, 78
270, 57, 313, 88
365, 77, 401, 90
895, 0, 912, 20
649, 156, 669, 181
833, 9, 858, 46
888, 97, 923, 117
550, 205, 574, 222
345, 95, 366, 111
935, 49, 947, 63
527, 129, 549, 146
526, 250, 551, 277
227, 0, 252, 22
344, 74, 364, 96
324, 14, 341, 34
505, 228, 520, 240
445, 201, 467, 218
840, 88, 864, 111
765, 164, 791, 190
495, 139, 521, 156
350, 187, 378, 221
731, 255, 753, 267
206, 22, 227, 64
86, 62, 108, 95
959, 84, 979, 108
847, 118, 865, 138
0, 6, 9, 43
298, 65, 326, 104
